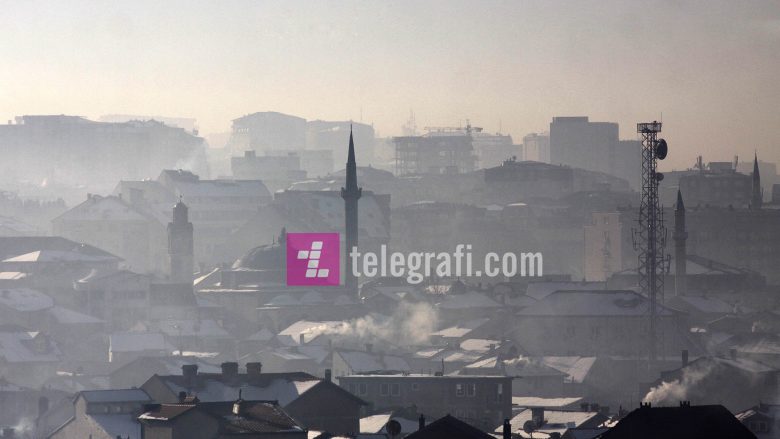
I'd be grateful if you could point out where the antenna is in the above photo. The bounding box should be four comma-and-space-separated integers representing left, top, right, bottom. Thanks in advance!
633, 121, 670, 363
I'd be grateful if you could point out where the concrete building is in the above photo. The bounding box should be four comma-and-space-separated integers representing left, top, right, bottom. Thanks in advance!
115, 169, 272, 266
141, 363, 365, 435
227, 112, 307, 154
49, 389, 151, 439
139, 399, 308, 439
0, 115, 208, 191
523, 132, 550, 163
512, 290, 688, 357
231, 150, 307, 192
307, 120, 375, 169
338, 374, 512, 431
549, 117, 640, 190
393, 134, 476, 175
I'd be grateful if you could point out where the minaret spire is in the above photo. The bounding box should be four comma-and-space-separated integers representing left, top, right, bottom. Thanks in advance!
341, 125, 362, 296
674, 188, 687, 296
752, 152, 762, 209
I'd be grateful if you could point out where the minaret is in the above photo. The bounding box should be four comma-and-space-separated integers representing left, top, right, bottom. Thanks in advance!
752, 153, 763, 209
341, 126, 362, 294
673, 189, 687, 296
168, 197, 194, 283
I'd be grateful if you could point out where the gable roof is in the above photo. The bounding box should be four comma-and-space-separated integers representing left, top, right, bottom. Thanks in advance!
405, 414, 495, 439
597, 405, 755, 439
80, 388, 151, 403
517, 290, 678, 317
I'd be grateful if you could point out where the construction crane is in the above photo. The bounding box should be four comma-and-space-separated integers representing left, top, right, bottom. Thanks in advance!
423, 119, 483, 135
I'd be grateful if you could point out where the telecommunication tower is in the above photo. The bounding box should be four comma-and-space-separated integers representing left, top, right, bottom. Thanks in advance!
632, 121, 670, 362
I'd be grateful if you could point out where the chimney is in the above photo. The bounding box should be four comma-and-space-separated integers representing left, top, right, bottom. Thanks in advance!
182, 364, 198, 386
580, 403, 589, 412
38, 396, 49, 418
246, 362, 263, 376
178, 391, 187, 403
502, 418, 511, 439
221, 362, 239, 378
325, 369, 332, 382
418, 414, 425, 431
531, 408, 544, 427
730, 349, 737, 360
682, 350, 689, 367
299, 334, 305, 345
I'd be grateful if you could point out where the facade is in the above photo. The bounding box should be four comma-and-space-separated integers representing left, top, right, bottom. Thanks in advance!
115, 169, 272, 266
0, 115, 208, 191
49, 389, 151, 439
307, 120, 375, 169
470, 132, 519, 170
678, 165, 753, 208
231, 150, 307, 192
338, 374, 512, 431
523, 132, 550, 163
393, 135, 476, 175
141, 363, 365, 435
583, 213, 624, 282
139, 399, 307, 439
512, 290, 688, 357
52, 194, 168, 274
548, 117, 640, 190
227, 112, 307, 153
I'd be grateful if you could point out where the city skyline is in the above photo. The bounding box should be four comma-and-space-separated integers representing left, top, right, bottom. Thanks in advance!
0, 0, 778, 170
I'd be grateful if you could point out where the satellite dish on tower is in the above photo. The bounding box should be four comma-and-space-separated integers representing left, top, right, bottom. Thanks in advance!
655, 138, 668, 160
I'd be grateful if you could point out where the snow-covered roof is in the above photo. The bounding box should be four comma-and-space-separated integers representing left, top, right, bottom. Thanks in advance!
90, 414, 142, 439
245, 328, 274, 342
542, 357, 597, 383
158, 319, 231, 339
277, 320, 342, 346
517, 290, 676, 317
437, 292, 501, 309
109, 332, 169, 353
162, 377, 321, 406
0, 288, 53, 312
3, 249, 118, 263
526, 282, 605, 300
338, 351, 410, 373
81, 388, 151, 403
0, 331, 61, 363
431, 318, 491, 338
512, 396, 584, 409
460, 339, 500, 353
360, 413, 418, 434
499, 409, 605, 437
47, 306, 104, 324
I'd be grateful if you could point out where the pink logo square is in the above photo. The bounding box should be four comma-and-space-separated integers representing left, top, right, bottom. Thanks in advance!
286, 233, 340, 286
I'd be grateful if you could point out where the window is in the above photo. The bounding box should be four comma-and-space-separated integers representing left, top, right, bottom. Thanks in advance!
455, 383, 465, 397
391, 383, 401, 396
496, 383, 503, 402
411, 382, 420, 391
359, 383, 367, 396
380, 383, 389, 396
466, 383, 476, 397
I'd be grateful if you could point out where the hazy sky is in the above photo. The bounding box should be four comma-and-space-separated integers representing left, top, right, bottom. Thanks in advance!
0, 0, 778, 170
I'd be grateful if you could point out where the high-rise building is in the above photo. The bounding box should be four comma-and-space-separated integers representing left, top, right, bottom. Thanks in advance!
549, 117, 640, 190
522, 132, 550, 163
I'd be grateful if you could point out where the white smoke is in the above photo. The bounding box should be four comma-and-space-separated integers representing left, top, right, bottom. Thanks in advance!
643, 362, 713, 405
326, 302, 439, 347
